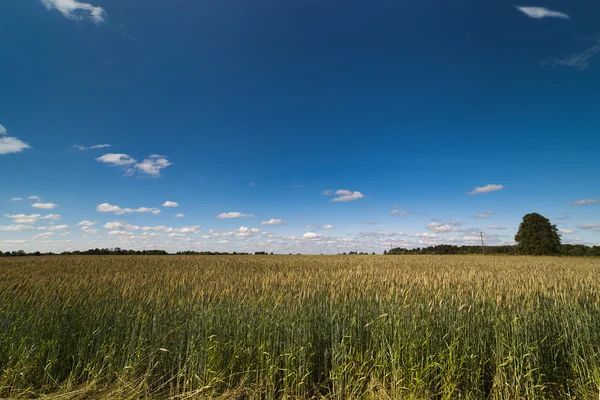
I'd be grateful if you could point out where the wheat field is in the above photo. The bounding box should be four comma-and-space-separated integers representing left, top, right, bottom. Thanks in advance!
0, 255, 599, 399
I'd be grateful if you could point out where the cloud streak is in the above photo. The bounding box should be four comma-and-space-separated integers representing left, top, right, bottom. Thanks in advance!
41, 0, 106, 24
215, 212, 254, 219
468, 184, 506, 196
568, 199, 599, 206
515, 6, 569, 20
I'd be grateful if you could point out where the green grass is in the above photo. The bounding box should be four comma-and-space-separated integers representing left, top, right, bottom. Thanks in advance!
1, 255, 599, 399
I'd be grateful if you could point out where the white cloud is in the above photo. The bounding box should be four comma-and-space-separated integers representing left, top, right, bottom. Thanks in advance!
0, 124, 31, 155
0, 224, 35, 231
216, 212, 253, 219
0, 137, 31, 155
32, 203, 58, 210
363, 221, 377, 225
238, 226, 249, 233
96, 203, 160, 215
77, 220, 96, 227
321, 190, 334, 195
321, 224, 335, 230
28, 196, 40, 201
34, 232, 54, 239
10, 197, 22, 201
40, 0, 106, 24
515, 6, 569, 20
488, 225, 507, 230
175, 213, 185, 218
37, 224, 69, 231
468, 184, 506, 196
544, 39, 600, 70
73, 144, 111, 151
3, 213, 58, 224
103, 221, 140, 231
568, 199, 599, 206
329, 190, 365, 202
108, 230, 135, 237
97, 153, 172, 177
390, 210, 409, 216
162, 201, 179, 207
303, 232, 324, 239
83, 228, 101, 234
559, 229, 574, 235
248, 182, 258, 187
578, 223, 600, 230
427, 222, 457, 233
261, 219, 286, 225
475, 210, 496, 219
96, 153, 136, 166
4, 214, 39, 224
135, 155, 171, 176
3, 240, 26, 244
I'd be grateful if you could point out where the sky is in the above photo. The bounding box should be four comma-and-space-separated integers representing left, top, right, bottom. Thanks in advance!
1, 0, 599, 254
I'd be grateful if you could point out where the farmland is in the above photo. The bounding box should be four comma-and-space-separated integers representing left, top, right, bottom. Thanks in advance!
1, 255, 599, 399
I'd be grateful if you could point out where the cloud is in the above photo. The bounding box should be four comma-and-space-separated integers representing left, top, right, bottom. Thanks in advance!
96, 203, 160, 215
568, 199, 599, 206
32, 203, 58, 210
363, 221, 377, 225
37, 224, 69, 231
488, 225, 507, 230
77, 220, 97, 227
328, 190, 365, 202
0, 125, 30, 156
34, 232, 54, 239
515, 6, 569, 19
4, 213, 59, 224
303, 232, 325, 239
0, 136, 31, 155
10, 197, 22, 201
40, 0, 106, 24
559, 229, 574, 235
3, 240, 27, 244
475, 210, 496, 219
321, 190, 334, 195
390, 210, 409, 216
73, 144, 111, 151
96, 153, 136, 166
162, 201, 179, 207
261, 219, 286, 225
427, 222, 458, 233
0, 224, 35, 231
97, 153, 171, 177
28, 196, 40, 201
175, 213, 185, 218
103, 221, 140, 230
544, 38, 600, 70
135, 155, 171, 177
321, 224, 335, 230
468, 184, 506, 195
215, 212, 253, 219
248, 182, 258, 187
578, 223, 600, 230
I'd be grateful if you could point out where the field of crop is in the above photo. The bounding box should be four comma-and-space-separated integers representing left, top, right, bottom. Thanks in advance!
1, 255, 600, 399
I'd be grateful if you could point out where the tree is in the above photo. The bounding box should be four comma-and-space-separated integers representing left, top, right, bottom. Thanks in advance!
515, 213, 561, 255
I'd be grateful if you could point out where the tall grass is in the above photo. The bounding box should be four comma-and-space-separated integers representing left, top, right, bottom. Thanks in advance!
1, 255, 599, 399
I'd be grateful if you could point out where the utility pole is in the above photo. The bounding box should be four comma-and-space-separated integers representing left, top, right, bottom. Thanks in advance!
480, 232, 485, 254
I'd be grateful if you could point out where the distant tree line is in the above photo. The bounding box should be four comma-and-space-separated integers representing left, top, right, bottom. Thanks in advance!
384, 244, 600, 257
0, 248, 275, 257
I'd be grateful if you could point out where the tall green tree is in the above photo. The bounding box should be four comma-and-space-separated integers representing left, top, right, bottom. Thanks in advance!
515, 213, 561, 255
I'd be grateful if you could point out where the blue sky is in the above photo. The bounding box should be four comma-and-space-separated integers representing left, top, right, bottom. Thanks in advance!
1, 0, 599, 253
